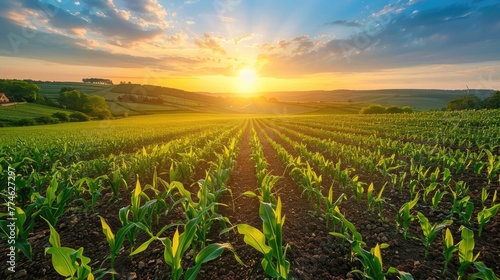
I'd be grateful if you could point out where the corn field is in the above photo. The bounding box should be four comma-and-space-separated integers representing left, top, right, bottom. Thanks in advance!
1, 111, 499, 279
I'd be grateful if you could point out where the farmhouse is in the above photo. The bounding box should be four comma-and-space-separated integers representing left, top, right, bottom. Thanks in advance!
0, 93, 9, 103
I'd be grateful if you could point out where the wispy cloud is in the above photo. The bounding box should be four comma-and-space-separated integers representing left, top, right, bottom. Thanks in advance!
324, 20, 361, 28
194, 33, 227, 55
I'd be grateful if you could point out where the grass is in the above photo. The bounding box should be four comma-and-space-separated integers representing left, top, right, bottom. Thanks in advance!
0, 112, 257, 145
36, 82, 113, 99
0, 103, 75, 122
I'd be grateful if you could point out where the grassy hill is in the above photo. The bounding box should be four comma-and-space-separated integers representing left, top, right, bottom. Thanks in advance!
31, 81, 496, 116
36, 81, 113, 99
258, 89, 495, 110
0, 103, 76, 125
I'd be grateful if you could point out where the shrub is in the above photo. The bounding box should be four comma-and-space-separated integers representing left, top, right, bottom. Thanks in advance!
359, 104, 387, 114
386, 106, 403, 114
69, 112, 90, 122
52, 112, 69, 122
16, 118, 36, 126
35, 116, 59, 124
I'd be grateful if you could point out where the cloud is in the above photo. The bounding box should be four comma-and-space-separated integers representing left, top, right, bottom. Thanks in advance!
120, 0, 167, 24
0, 15, 200, 71
257, 3, 500, 77
234, 34, 253, 45
324, 20, 362, 28
194, 33, 227, 55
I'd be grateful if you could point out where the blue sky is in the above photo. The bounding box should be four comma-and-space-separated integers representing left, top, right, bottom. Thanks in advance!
0, 0, 499, 92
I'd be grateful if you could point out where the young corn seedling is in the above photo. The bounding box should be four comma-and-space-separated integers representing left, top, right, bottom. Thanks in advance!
237, 197, 290, 280
354, 179, 365, 204
132, 216, 242, 280
42, 217, 108, 280
431, 189, 447, 210
119, 177, 157, 252
99, 215, 165, 277
32, 174, 73, 227
0, 205, 35, 260
351, 242, 414, 280
477, 202, 500, 237
442, 228, 457, 274
423, 182, 438, 203
329, 210, 364, 261
367, 182, 386, 217
74, 175, 109, 212
457, 226, 498, 280
324, 185, 346, 230
108, 169, 128, 200
416, 212, 452, 258
484, 149, 500, 185
396, 193, 420, 239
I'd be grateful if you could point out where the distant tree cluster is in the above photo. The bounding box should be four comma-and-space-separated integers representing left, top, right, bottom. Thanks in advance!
117, 94, 163, 104
58, 89, 112, 119
447, 91, 500, 111
0, 79, 42, 103
82, 78, 113, 85
359, 104, 413, 114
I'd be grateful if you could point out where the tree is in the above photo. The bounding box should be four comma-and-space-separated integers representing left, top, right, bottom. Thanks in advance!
0, 79, 40, 102
58, 90, 111, 119
483, 91, 500, 109
446, 94, 481, 111
386, 106, 404, 114
359, 104, 387, 114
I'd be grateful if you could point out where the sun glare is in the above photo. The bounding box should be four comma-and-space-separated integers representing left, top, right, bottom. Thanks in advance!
236, 68, 258, 95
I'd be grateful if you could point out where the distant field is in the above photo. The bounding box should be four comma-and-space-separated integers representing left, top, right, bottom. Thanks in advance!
0, 103, 75, 123
36, 82, 113, 99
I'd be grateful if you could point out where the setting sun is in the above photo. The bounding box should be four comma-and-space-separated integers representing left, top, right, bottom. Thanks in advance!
236, 68, 258, 95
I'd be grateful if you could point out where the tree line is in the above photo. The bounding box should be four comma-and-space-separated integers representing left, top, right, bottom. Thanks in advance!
446, 91, 500, 111
82, 78, 113, 85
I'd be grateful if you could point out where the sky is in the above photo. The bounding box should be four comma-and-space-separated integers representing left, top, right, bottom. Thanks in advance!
0, 0, 499, 94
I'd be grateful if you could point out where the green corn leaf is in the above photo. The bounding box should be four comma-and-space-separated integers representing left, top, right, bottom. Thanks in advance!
98, 216, 115, 249
42, 217, 60, 248
470, 262, 499, 280
237, 224, 271, 254
45, 247, 78, 277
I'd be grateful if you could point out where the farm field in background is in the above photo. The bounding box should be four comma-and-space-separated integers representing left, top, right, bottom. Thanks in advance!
1, 111, 499, 279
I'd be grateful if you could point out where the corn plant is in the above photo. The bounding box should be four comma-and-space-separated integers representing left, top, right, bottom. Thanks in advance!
396, 193, 420, 238
119, 178, 157, 252
457, 226, 498, 280
367, 182, 386, 217
477, 202, 500, 237
98, 215, 165, 276
32, 174, 73, 227
350, 242, 414, 280
484, 149, 500, 185
329, 210, 364, 259
416, 212, 452, 258
237, 197, 290, 279
132, 216, 241, 280
42, 217, 108, 280
324, 186, 346, 230
431, 189, 447, 210
244, 172, 280, 204
108, 168, 128, 200
442, 228, 457, 274
74, 175, 109, 212
423, 182, 438, 203
0, 205, 35, 260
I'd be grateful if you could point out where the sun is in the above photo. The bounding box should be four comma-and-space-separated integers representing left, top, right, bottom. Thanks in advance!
236, 68, 258, 95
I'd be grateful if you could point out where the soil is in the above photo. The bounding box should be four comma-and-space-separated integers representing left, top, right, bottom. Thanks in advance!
1, 120, 499, 280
